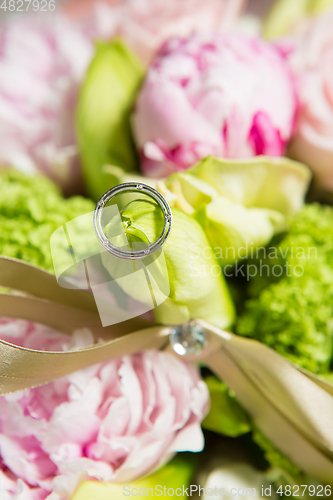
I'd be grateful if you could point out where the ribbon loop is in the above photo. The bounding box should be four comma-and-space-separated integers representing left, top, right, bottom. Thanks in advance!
1, 256, 333, 483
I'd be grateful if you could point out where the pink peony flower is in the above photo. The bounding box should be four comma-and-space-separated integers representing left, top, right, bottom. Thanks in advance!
132, 34, 297, 179
63, 0, 245, 66
0, 318, 209, 499
0, 16, 93, 194
288, 11, 333, 191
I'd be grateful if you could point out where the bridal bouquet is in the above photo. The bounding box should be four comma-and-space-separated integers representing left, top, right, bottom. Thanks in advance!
1, 0, 333, 499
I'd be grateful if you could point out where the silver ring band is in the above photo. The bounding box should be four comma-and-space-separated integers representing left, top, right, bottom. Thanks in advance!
94, 182, 172, 260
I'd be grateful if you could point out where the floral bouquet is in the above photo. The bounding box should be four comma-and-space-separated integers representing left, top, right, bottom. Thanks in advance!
1, 0, 333, 499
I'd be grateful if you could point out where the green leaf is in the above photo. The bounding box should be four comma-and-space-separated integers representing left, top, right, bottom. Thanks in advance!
263, 0, 333, 39
202, 376, 251, 437
76, 39, 144, 200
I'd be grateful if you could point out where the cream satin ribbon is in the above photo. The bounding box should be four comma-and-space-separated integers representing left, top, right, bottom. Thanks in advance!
0, 256, 333, 483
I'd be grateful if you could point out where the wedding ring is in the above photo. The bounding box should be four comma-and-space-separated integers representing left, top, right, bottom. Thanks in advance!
94, 182, 172, 260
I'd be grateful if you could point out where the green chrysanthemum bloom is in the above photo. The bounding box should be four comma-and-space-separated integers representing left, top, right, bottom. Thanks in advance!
237, 204, 333, 373
0, 169, 94, 272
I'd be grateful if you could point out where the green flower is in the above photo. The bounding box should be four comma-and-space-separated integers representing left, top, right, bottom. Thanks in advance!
102, 199, 235, 328
0, 169, 94, 272
106, 156, 311, 268
167, 156, 311, 266
237, 204, 333, 374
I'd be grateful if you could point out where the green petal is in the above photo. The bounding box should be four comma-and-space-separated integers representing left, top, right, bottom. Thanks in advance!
76, 39, 144, 200
196, 196, 283, 265
103, 200, 235, 328
165, 172, 219, 213
188, 156, 311, 216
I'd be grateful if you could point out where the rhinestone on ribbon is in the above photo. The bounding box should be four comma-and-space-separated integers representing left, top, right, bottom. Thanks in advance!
169, 321, 206, 356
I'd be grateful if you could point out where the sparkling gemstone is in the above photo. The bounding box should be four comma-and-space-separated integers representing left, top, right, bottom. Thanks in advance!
169, 321, 206, 356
